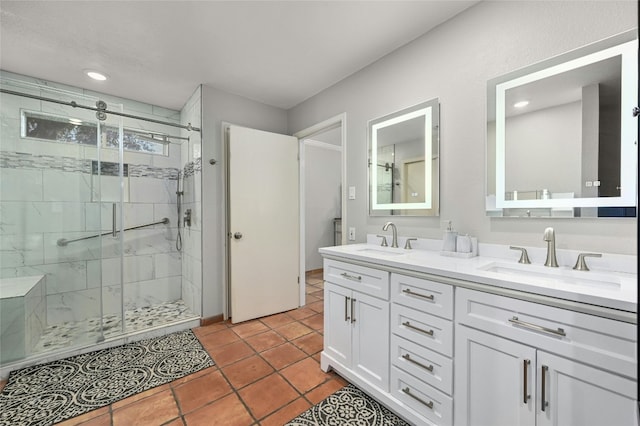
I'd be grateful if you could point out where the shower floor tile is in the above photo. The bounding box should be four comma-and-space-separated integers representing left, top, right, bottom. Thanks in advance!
33, 300, 197, 353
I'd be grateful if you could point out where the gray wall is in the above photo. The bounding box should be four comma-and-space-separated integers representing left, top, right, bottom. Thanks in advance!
201, 85, 287, 319
288, 1, 637, 255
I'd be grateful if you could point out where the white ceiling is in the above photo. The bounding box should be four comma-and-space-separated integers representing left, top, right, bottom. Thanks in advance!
0, 1, 478, 111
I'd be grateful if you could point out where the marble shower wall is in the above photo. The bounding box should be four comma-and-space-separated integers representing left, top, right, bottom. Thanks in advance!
0, 71, 189, 326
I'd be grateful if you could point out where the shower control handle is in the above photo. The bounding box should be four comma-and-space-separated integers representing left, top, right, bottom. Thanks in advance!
234, 232, 243, 240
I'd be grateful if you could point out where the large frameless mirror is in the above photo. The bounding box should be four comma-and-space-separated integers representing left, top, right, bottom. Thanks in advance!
369, 98, 440, 216
486, 31, 637, 218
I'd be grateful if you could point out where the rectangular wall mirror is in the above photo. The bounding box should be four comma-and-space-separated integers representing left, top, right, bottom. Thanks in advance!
486, 31, 637, 218
369, 98, 440, 216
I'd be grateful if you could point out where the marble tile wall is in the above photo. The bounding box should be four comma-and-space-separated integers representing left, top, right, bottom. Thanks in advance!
0, 72, 195, 332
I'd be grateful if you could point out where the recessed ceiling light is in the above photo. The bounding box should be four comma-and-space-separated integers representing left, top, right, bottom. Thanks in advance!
513, 100, 529, 108
85, 70, 108, 81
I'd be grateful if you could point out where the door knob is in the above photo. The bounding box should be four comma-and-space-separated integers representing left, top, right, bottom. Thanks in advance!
233, 232, 243, 240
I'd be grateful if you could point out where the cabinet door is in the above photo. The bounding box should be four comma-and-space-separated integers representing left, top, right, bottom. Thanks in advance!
537, 351, 638, 426
324, 283, 352, 367
455, 326, 536, 426
353, 291, 390, 391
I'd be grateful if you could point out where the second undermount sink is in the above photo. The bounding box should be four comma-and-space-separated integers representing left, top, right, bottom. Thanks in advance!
478, 261, 621, 288
356, 247, 407, 257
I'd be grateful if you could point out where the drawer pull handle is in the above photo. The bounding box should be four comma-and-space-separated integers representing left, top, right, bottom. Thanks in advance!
402, 353, 434, 372
402, 288, 434, 301
340, 272, 362, 282
523, 359, 531, 404
541, 365, 549, 412
344, 296, 350, 322
402, 321, 434, 336
509, 316, 566, 337
402, 387, 434, 410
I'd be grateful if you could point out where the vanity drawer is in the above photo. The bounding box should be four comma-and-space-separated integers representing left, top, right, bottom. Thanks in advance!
391, 303, 453, 357
391, 334, 452, 395
391, 273, 453, 320
456, 287, 637, 378
323, 259, 389, 299
391, 366, 453, 426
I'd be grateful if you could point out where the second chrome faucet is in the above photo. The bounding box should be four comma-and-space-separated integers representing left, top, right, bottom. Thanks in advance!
382, 222, 398, 248
543, 227, 558, 267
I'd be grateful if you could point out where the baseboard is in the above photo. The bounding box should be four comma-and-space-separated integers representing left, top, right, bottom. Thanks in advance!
200, 314, 224, 327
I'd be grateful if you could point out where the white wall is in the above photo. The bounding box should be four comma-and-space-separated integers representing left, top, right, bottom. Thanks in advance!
287, 1, 637, 255
200, 85, 288, 320
304, 142, 342, 271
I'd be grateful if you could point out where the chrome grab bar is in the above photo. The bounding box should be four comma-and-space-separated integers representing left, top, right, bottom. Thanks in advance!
402, 321, 434, 336
402, 288, 434, 301
402, 353, 434, 372
509, 316, 566, 337
57, 217, 170, 246
402, 387, 434, 410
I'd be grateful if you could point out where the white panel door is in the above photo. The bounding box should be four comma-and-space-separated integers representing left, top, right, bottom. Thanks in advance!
537, 351, 638, 426
229, 125, 299, 323
455, 325, 536, 426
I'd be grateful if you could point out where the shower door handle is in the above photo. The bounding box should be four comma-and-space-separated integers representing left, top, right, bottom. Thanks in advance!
233, 232, 243, 240
112, 203, 117, 237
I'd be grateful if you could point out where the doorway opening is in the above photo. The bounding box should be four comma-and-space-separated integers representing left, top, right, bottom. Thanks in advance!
295, 114, 347, 307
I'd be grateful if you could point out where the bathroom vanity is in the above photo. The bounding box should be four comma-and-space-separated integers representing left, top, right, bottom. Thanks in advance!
319, 242, 637, 426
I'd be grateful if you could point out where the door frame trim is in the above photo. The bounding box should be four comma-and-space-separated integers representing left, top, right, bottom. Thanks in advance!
294, 113, 347, 307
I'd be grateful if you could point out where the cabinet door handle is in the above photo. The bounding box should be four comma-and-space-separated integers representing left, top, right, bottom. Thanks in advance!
402, 387, 434, 410
344, 296, 350, 322
509, 316, 566, 337
340, 272, 362, 282
523, 359, 531, 404
402, 321, 434, 336
351, 298, 356, 323
402, 288, 435, 301
402, 353, 434, 372
541, 365, 549, 412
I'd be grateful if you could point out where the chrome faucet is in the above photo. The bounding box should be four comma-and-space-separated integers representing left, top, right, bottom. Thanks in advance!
382, 222, 398, 248
543, 227, 558, 267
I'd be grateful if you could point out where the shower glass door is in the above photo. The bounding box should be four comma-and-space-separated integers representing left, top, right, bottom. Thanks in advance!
0, 76, 124, 364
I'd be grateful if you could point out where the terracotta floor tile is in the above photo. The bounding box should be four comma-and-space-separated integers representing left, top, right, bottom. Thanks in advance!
165, 418, 186, 426
111, 383, 171, 409
261, 342, 307, 370
280, 358, 331, 393
64, 413, 112, 426
0, 379, 6, 392
112, 389, 179, 426
183, 393, 253, 426
260, 312, 295, 329
306, 300, 324, 313
192, 322, 229, 338
244, 330, 286, 352
197, 329, 240, 351
304, 379, 346, 404
304, 295, 321, 305
306, 277, 323, 285
308, 289, 324, 299
56, 407, 110, 426
312, 353, 321, 363
300, 314, 324, 332
275, 322, 313, 340
287, 307, 316, 320
221, 355, 274, 389
292, 332, 323, 355
174, 370, 232, 414
171, 366, 218, 387
238, 373, 299, 420
230, 320, 269, 339
259, 397, 311, 426
207, 340, 254, 367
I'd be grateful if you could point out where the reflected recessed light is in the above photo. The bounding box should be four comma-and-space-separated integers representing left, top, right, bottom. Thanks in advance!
85, 70, 108, 81
514, 100, 529, 108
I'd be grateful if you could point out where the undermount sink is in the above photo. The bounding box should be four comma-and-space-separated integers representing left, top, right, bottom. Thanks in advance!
478, 262, 621, 288
356, 247, 407, 257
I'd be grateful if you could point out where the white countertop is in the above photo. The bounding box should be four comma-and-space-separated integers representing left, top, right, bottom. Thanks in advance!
319, 242, 637, 314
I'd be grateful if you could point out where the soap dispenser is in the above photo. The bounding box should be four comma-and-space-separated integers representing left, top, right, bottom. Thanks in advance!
442, 221, 458, 252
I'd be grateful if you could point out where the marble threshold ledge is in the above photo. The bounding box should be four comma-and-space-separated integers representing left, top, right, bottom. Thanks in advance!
319, 236, 637, 320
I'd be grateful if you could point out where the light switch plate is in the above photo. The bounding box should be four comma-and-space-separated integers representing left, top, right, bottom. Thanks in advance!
348, 227, 356, 241
348, 186, 356, 200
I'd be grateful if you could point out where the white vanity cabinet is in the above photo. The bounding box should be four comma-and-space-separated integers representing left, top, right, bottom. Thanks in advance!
454, 288, 638, 426
323, 259, 390, 391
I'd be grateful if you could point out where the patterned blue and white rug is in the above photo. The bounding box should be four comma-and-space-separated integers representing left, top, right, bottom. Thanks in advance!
286, 383, 411, 425
0, 330, 214, 426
